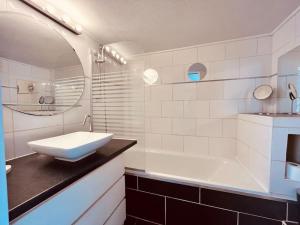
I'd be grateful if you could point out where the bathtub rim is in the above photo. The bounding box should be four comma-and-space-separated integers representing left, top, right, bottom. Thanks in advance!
125, 167, 296, 202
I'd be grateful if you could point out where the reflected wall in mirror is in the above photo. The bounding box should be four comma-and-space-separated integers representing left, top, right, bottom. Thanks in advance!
278, 46, 300, 113
0, 12, 84, 116
187, 63, 207, 81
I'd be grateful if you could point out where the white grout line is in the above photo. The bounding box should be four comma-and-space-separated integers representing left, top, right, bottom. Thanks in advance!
126, 187, 287, 223
127, 214, 163, 225
164, 197, 167, 225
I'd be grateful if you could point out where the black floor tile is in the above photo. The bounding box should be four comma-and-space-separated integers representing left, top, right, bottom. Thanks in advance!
126, 174, 138, 189
239, 214, 281, 225
138, 177, 199, 202
288, 202, 300, 222
201, 189, 286, 220
166, 197, 237, 225
126, 189, 165, 224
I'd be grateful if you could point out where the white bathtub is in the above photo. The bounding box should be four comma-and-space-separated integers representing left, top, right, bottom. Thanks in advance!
126, 150, 268, 195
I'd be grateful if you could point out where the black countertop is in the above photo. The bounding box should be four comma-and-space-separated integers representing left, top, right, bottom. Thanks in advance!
6, 139, 137, 221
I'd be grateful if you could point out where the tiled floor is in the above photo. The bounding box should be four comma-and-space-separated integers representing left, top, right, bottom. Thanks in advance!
125, 174, 300, 225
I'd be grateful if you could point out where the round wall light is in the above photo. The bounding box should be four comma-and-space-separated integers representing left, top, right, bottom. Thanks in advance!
143, 68, 159, 85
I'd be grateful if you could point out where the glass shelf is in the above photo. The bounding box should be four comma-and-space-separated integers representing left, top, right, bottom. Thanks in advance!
2, 103, 81, 107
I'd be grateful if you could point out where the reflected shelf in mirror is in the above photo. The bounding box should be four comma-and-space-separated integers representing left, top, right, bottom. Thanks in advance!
0, 12, 85, 116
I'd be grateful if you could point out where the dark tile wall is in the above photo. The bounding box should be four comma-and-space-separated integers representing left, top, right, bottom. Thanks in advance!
124, 174, 300, 225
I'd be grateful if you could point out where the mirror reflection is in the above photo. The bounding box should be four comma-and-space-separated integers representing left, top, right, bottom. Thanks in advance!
278, 46, 300, 114
0, 13, 84, 116
187, 63, 207, 81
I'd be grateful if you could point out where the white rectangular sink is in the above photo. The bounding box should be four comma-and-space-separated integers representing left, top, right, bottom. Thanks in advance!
28, 132, 113, 162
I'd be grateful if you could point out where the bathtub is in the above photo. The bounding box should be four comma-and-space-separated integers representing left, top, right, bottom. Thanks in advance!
125, 150, 268, 195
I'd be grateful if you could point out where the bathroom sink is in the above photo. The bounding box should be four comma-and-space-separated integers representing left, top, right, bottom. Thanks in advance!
28, 132, 113, 162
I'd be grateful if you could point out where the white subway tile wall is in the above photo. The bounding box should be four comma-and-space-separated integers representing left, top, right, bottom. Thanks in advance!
135, 34, 277, 160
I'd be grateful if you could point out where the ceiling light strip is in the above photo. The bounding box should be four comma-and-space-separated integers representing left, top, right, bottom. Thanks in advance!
20, 0, 82, 35
104, 45, 127, 65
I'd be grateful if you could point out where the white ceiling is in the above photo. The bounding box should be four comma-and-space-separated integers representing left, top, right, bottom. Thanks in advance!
47, 0, 300, 55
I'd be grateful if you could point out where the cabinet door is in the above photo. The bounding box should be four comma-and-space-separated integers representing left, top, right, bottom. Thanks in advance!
74, 176, 125, 225
104, 200, 126, 225
12, 155, 125, 225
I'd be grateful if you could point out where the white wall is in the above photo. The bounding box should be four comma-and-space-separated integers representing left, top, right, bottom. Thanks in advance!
128, 35, 273, 161
0, 0, 98, 160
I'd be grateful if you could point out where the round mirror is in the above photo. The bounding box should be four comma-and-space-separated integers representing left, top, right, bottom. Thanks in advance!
0, 12, 84, 116
253, 84, 273, 100
288, 83, 298, 100
143, 68, 158, 85
187, 63, 207, 81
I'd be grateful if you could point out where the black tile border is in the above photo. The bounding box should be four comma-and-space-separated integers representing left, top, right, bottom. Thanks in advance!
288, 202, 300, 222
201, 188, 287, 220
125, 172, 300, 225
138, 177, 200, 203
239, 213, 282, 225
126, 188, 165, 224
125, 174, 138, 189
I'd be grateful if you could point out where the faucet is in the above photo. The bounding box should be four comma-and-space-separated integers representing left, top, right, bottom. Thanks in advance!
83, 114, 93, 132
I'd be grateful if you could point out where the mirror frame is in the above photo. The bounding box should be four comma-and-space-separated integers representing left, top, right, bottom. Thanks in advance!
0, 12, 85, 116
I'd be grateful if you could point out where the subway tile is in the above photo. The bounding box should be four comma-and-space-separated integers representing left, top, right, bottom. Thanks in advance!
173, 48, 197, 65
126, 189, 165, 224
210, 100, 239, 118
148, 52, 173, 67
209, 138, 236, 158
211, 59, 239, 79
273, 17, 296, 51
162, 134, 183, 152
239, 55, 272, 77
288, 202, 300, 222
3, 107, 13, 133
166, 198, 237, 225
223, 79, 255, 99
197, 81, 224, 100
226, 39, 257, 59
145, 133, 162, 151
222, 119, 237, 138
201, 189, 287, 220
183, 100, 209, 118
257, 36, 272, 55
183, 136, 209, 155
138, 177, 199, 202
239, 213, 281, 225
13, 111, 63, 131
151, 85, 173, 101
238, 99, 262, 114
162, 101, 183, 118
173, 83, 197, 100
125, 175, 138, 189
172, 118, 196, 135
197, 119, 222, 137
145, 102, 162, 117
8, 60, 31, 78
198, 44, 226, 62
151, 118, 172, 134
160, 65, 185, 84
4, 132, 15, 160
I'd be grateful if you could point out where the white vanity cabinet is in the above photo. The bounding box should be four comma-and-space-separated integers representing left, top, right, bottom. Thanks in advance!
11, 154, 126, 225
